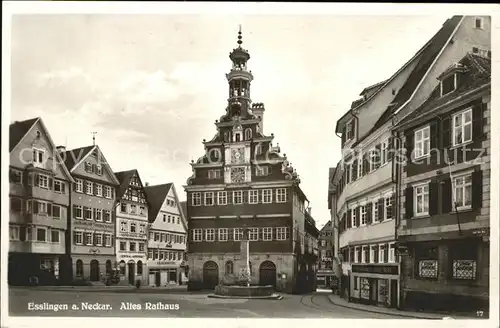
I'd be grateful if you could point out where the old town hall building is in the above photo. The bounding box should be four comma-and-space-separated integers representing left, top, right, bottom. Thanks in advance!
184, 29, 318, 293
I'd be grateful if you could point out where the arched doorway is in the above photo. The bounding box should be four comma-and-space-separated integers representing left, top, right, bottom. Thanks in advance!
259, 261, 277, 287
202, 261, 219, 289
127, 260, 135, 285
90, 260, 99, 281
76, 259, 84, 278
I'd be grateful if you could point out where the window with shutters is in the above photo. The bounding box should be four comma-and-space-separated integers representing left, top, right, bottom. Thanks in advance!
276, 188, 287, 203
276, 227, 287, 240
95, 184, 103, 197
52, 205, 61, 219
369, 149, 378, 172
75, 179, 83, 193
249, 228, 259, 241
104, 186, 112, 199
94, 233, 103, 246
452, 108, 473, 146
414, 126, 430, 159
192, 192, 201, 206
120, 220, 127, 232
381, 140, 389, 164
441, 74, 456, 96
349, 247, 355, 263
217, 191, 227, 205
414, 183, 429, 216
232, 190, 243, 204
92, 208, 102, 222
218, 228, 228, 241
205, 229, 215, 242
85, 181, 93, 195
73, 205, 82, 219
262, 189, 272, 203
73, 231, 83, 245
389, 243, 396, 263
356, 246, 362, 263
363, 246, 370, 263
262, 227, 273, 241
10, 226, 20, 240
453, 173, 472, 210
53, 180, 63, 193
204, 192, 214, 206
234, 228, 243, 241
357, 156, 363, 179
373, 201, 379, 222
360, 205, 367, 225
32, 148, 45, 168
370, 245, 376, 263
103, 210, 111, 223
83, 206, 92, 220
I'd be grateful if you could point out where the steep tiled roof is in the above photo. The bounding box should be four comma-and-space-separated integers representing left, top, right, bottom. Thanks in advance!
144, 183, 173, 224
359, 79, 388, 96
358, 16, 463, 142
9, 117, 39, 152
398, 53, 491, 128
63, 145, 95, 171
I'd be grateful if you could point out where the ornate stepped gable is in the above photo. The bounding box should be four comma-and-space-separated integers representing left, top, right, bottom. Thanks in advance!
186, 28, 301, 186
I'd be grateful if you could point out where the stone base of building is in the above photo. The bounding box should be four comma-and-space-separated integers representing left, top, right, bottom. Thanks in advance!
401, 290, 489, 314
187, 252, 298, 294
71, 254, 116, 282
8, 252, 64, 286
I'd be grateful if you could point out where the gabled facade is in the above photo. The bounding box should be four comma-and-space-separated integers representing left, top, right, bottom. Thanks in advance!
144, 183, 188, 287
63, 145, 120, 281
333, 15, 489, 309
114, 169, 149, 285
316, 220, 336, 288
183, 29, 315, 294
8, 117, 74, 285
395, 52, 491, 313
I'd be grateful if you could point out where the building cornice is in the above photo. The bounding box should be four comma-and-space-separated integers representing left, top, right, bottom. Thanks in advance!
216, 119, 259, 128
191, 163, 223, 169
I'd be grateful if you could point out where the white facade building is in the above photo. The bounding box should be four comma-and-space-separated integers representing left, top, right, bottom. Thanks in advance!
144, 183, 188, 286
114, 170, 149, 285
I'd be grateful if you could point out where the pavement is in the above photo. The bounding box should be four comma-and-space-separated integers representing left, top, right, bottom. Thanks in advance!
5, 287, 481, 319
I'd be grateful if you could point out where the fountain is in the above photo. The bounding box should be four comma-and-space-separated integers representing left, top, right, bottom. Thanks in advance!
209, 226, 282, 299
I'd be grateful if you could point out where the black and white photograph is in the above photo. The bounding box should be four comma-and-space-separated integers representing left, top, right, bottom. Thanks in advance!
1, 1, 498, 327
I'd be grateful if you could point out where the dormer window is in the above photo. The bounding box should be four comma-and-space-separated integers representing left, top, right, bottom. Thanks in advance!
344, 119, 355, 144
440, 74, 457, 96
475, 17, 483, 29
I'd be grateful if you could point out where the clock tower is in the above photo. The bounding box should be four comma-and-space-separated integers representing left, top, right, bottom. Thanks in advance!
184, 27, 317, 294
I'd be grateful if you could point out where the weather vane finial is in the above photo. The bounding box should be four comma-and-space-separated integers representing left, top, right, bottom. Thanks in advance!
237, 24, 243, 46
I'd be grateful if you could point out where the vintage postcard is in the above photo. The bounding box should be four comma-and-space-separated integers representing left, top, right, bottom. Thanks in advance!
1, 2, 498, 328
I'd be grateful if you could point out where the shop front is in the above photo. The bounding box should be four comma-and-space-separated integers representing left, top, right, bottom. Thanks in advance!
350, 264, 399, 308
146, 259, 187, 287
116, 253, 147, 285
316, 269, 335, 288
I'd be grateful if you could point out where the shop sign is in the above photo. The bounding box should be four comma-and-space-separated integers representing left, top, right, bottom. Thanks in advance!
156, 261, 176, 265
352, 264, 398, 275
119, 255, 145, 260
74, 220, 113, 231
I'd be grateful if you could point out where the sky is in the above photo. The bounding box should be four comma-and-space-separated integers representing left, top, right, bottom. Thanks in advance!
9, 12, 453, 228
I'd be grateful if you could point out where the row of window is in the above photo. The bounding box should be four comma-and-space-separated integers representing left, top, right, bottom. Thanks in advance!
119, 202, 147, 216
10, 170, 68, 194
342, 243, 397, 264
10, 198, 64, 219
207, 166, 272, 180
147, 249, 184, 261
412, 107, 473, 159
10, 225, 61, 243
73, 231, 113, 247
75, 179, 114, 199
119, 240, 145, 252
192, 227, 290, 242
162, 213, 182, 225
410, 172, 473, 218
150, 231, 186, 244
74, 205, 112, 222
192, 188, 288, 206
339, 195, 394, 234
119, 220, 147, 234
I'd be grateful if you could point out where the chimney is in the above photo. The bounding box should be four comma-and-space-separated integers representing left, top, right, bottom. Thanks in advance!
56, 145, 66, 153
145, 182, 149, 187
252, 102, 265, 133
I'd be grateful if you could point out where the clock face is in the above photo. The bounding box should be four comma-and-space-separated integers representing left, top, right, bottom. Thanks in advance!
231, 148, 245, 164
231, 167, 245, 183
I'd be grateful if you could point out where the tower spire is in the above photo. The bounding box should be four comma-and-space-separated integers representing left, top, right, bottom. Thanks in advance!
237, 24, 243, 46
